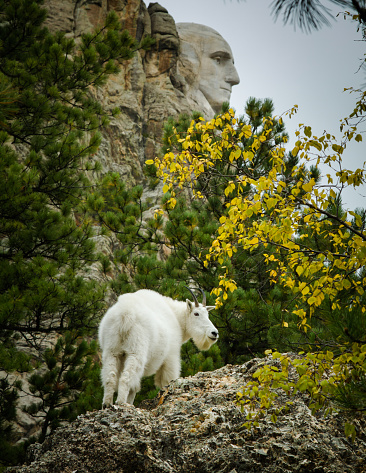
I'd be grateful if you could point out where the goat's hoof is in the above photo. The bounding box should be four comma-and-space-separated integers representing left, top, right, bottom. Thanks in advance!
113, 401, 131, 409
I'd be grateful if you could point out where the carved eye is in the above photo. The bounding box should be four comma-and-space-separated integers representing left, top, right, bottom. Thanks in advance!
214, 56, 221, 64
194, 311, 200, 316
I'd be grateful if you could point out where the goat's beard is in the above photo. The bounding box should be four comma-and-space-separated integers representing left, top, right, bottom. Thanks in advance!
193, 335, 217, 351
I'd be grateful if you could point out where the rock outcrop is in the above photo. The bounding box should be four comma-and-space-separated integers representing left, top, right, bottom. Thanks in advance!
8, 357, 366, 473
43, 0, 202, 193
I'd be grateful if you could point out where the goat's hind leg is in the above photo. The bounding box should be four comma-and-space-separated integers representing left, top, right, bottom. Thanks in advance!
116, 354, 144, 405
101, 352, 120, 408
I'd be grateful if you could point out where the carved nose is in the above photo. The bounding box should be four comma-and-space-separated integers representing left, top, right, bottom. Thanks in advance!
211, 331, 219, 338
226, 64, 240, 86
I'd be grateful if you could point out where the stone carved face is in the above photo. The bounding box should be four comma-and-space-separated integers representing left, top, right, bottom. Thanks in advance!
177, 23, 240, 115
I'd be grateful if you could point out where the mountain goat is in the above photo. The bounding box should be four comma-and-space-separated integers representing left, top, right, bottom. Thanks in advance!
98, 287, 218, 407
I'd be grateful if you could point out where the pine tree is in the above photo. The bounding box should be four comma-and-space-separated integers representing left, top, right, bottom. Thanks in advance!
270, 0, 364, 31
0, 0, 152, 464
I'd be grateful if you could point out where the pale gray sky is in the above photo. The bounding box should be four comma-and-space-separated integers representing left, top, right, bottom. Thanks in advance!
162, 0, 366, 210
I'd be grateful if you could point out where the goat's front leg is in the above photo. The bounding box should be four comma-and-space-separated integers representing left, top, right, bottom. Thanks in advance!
127, 388, 138, 405
155, 357, 180, 389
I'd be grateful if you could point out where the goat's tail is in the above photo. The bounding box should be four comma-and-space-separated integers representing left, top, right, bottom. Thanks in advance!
114, 293, 138, 332
99, 293, 137, 349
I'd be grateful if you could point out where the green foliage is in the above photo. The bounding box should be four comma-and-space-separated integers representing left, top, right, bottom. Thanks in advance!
181, 341, 223, 377
0, 377, 27, 469
134, 376, 160, 406
236, 345, 366, 441
25, 333, 101, 442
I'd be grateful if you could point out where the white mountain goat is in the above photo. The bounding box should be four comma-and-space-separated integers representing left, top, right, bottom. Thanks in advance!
98, 287, 218, 406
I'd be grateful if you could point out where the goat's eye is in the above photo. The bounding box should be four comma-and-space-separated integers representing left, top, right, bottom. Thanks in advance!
194, 312, 199, 316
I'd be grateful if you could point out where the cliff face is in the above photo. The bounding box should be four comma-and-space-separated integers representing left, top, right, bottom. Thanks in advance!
8, 357, 366, 473
44, 0, 194, 194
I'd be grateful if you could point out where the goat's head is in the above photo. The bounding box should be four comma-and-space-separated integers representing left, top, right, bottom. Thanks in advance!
185, 287, 219, 351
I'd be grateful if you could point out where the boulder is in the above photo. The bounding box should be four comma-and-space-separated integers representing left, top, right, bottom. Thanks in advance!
8, 358, 366, 473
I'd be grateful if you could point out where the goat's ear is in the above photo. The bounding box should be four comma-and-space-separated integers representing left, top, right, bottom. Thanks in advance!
186, 299, 194, 311
206, 306, 216, 312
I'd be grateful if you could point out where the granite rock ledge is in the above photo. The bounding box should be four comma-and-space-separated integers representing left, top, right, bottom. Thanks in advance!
7, 357, 366, 473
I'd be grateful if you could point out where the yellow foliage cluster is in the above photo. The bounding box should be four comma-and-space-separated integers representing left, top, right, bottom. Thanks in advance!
148, 103, 366, 321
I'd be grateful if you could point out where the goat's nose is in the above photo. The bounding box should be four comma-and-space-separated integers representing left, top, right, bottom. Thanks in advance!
211, 331, 218, 338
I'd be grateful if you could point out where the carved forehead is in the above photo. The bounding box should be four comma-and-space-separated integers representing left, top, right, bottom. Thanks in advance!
176, 22, 233, 59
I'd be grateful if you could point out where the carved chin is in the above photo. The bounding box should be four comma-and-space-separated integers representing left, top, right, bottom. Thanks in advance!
194, 336, 217, 351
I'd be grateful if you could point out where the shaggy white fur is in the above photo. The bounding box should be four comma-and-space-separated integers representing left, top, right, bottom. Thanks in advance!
98, 289, 218, 406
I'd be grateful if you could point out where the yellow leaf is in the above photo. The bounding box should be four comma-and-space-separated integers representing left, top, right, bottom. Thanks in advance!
292, 146, 299, 157
168, 197, 177, 208
331, 143, 344, 154
310, 140, 322, 151
302, 181, 314, 193
244, 151, 254, 161
229, 148, 241, 162
266, 198, 276, 209
342, 279, 352, 290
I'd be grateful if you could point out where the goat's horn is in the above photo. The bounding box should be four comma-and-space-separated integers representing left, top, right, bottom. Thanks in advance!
184, 286, 199, 307
198, 288, 206, 306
